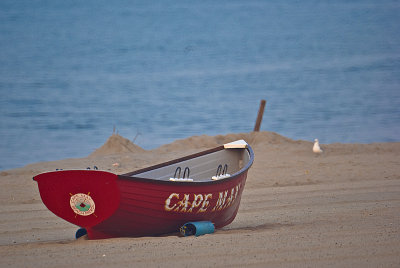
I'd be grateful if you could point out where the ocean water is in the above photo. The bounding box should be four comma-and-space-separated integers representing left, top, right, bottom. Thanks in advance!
0, 0, 399, 170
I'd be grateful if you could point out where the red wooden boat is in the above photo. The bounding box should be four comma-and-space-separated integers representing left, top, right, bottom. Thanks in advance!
33, 140, 254, 239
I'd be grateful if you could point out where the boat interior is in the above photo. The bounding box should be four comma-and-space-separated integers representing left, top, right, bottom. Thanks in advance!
127, 147, 252, 182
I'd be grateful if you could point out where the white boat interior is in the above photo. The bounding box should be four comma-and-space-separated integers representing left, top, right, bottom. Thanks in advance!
130, 146, 252, 182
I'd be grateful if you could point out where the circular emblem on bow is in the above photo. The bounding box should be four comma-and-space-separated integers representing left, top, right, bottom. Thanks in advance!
70, 193, 95, 216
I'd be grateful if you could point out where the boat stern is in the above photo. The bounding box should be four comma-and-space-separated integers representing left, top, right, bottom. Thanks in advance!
33, 170, 120, 229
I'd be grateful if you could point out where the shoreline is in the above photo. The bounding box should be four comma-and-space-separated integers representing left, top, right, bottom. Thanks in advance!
1, 131, 399, 267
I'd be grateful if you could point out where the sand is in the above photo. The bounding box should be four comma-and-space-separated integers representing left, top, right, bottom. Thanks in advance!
1, 131, 399, 267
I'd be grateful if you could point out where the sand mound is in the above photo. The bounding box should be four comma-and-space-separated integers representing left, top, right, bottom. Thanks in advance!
88, 130, 306, 159
89, 134, 145, 156
88, 131, 306, 158
154, 131, 300, 153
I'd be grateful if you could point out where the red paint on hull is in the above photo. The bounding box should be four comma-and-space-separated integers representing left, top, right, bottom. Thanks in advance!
90, 172, 248, 238
34, 145, 254, 240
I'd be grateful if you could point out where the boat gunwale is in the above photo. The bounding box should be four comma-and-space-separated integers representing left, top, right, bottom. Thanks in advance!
118, 144, 254, 186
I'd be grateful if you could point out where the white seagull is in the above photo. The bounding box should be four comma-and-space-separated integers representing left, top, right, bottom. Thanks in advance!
313, 139, 323, 154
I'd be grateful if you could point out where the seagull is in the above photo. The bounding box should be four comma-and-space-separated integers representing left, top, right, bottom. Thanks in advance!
313, 139, 323, 154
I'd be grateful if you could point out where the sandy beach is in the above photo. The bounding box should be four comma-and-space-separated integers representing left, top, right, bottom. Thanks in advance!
1, 131, 399, 267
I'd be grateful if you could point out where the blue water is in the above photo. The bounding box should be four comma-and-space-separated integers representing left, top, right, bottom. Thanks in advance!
1, 0, 400, 170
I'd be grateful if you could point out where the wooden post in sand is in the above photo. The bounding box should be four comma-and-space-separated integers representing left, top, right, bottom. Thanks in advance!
253, 99, 266, 132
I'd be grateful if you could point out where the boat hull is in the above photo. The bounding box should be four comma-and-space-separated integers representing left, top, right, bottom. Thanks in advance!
34, 169, 248, 239
34, 143, 254, 239
91, 171, 248, 238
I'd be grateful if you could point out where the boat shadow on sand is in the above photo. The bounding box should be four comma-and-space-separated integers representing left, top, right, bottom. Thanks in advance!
162, 222, 293, 237
217, 222, 293, 234
73, 223, 292, 241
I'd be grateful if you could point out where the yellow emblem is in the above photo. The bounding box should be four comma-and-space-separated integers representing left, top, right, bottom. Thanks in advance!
70, 193, 95, 216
